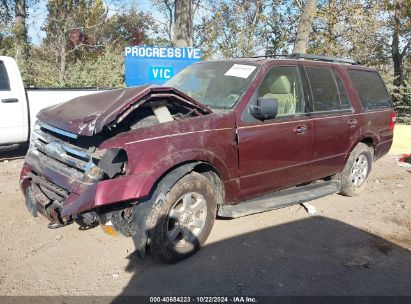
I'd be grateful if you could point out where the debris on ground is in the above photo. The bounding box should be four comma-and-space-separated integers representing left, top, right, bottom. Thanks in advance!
112, 272, 120, 278
396, 154, 411, 172
399, 153, 411, 164
301, 202, 317, 215
343, 256, 373, 268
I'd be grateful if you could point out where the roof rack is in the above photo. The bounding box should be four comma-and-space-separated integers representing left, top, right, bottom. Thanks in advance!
287, 53, 360, 65
238, 53, 360, 65
250, 54, 289, 59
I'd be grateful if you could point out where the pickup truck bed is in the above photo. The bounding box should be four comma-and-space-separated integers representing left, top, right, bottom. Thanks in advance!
0, 56, 106, 149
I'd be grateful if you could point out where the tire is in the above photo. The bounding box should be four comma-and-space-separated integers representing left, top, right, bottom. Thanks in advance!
146, 172, 217, 263
338, 143, 374, 197
111, 207, 135, 237
74, 212, 98, 230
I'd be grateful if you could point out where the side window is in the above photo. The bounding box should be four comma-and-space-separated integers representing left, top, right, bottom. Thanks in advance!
305, 67, 340, 111
257, 66, 304, 116
333, 70, 352, 109
0, 61, 11, 91
347, 70, 391, 110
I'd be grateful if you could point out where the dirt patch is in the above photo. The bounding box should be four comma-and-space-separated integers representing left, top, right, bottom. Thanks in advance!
385, 216, 411, 230
0, 154, 410, 296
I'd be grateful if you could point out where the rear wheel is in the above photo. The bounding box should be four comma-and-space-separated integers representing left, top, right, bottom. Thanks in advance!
339, 143, 373, 196
146, 172, 217, 263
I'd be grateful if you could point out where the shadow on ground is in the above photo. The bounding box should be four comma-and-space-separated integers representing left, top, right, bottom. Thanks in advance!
113, 216, 411, 297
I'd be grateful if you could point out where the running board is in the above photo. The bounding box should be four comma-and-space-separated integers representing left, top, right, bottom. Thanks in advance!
218, 180, 341, 218
0, 143, 19, 152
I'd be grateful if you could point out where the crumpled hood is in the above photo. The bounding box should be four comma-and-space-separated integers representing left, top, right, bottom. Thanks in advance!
37, 85, 212, 136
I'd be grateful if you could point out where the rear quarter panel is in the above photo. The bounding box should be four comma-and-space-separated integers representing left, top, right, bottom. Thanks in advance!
341, 66, 394, 160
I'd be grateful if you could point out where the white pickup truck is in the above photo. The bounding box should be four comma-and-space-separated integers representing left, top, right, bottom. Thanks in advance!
0, 56, 107, 151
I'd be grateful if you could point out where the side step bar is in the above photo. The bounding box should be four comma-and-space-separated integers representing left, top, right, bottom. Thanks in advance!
218, 180, 341, 218
0, 143, 19, 152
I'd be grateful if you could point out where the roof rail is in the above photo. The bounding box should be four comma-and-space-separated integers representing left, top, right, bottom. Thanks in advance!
250, 54, 289, 59
287, 53, 360, 65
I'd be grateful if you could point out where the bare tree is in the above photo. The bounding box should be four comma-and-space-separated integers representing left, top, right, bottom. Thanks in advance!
43, 0, 107, 86
293, 0, 317, 54
13, 0, 29, 61
174, 0, 193, 47
390, 0, 410, 103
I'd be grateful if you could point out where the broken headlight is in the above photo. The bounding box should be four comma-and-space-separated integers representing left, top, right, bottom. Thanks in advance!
91, 148, 128, 179
84, 164, 104, 183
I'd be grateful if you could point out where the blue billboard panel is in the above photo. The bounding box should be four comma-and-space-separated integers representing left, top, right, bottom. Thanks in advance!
124, 46, 201, 87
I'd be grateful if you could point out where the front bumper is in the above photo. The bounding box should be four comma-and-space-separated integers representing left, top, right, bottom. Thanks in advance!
20, 151, 148, 224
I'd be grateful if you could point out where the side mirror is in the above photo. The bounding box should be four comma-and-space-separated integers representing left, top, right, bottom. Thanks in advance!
250, 98, 278, 120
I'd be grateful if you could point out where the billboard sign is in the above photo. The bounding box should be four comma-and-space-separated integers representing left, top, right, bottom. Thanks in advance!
124, 46, 201, 87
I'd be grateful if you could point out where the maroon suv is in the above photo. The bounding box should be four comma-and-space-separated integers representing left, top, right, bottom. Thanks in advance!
20, 54, 396, 263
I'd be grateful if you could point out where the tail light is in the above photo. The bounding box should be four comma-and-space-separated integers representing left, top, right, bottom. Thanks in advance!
388, 111, 397, 130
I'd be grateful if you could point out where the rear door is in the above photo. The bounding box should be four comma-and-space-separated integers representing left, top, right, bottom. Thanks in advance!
236, 65, 313, 200
0, 58, 27, 145
304, 65, 358, 179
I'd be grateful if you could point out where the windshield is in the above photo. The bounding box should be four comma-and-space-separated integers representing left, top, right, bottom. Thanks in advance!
165, 61, 259, 109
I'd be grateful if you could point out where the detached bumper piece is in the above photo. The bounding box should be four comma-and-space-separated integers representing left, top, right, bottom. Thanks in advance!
26, 172, 69, 225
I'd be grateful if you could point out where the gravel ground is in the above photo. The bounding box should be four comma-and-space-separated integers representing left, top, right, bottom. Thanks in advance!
0, 149, 410, 296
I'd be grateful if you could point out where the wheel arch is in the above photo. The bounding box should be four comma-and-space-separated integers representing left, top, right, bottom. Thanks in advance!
140, 160, 226, 205
344, 135, 377, 165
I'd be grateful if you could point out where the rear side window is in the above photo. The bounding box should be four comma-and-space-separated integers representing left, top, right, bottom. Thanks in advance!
348, 70, 391, 110
305, 67, 340, 111
0, 61, 11, 91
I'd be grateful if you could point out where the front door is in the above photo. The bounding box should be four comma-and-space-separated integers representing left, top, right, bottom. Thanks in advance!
236, 65, 313, 200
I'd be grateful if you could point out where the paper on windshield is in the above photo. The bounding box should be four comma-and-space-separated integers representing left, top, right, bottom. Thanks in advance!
224, 64, 256, 79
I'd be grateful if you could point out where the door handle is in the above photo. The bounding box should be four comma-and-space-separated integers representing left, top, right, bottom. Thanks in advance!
348, 119, 358, 127
294, 125, 307, 134
1, 98, 18, 103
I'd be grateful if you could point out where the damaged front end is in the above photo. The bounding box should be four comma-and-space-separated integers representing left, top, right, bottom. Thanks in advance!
20, 86, 212, 235
21, 120, 128, 228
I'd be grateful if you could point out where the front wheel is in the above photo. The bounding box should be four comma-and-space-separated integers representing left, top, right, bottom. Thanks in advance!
146, 172, 217, 263
338, 143, 373, 196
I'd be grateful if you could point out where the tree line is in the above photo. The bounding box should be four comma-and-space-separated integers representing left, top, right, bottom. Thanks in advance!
0, 0, 410, 115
